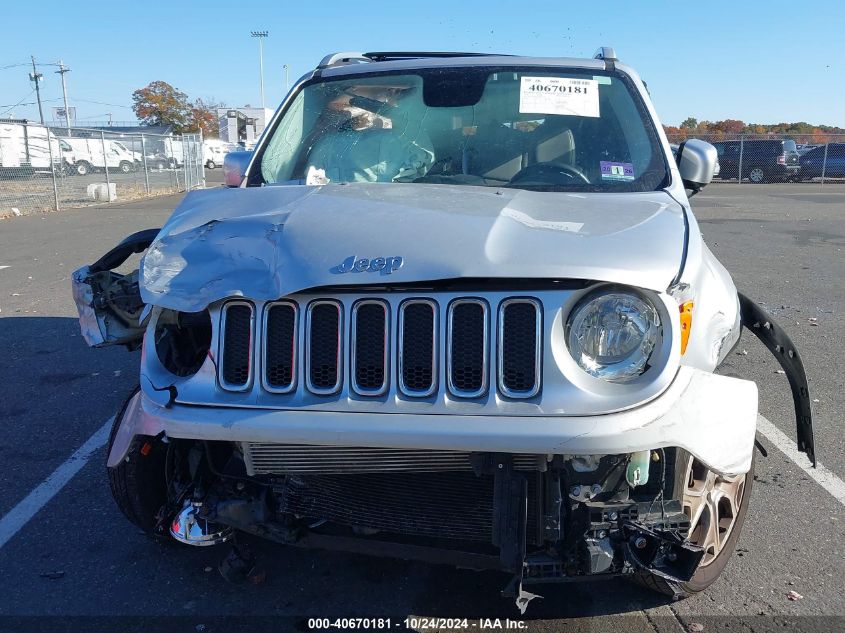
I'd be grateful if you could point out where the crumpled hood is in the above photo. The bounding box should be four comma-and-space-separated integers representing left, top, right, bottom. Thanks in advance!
141, 183, 686, 311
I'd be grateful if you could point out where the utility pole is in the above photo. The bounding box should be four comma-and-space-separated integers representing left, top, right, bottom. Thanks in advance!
56, 60, 72, 137
251, 31, 269, 109
29, 56, 45, 125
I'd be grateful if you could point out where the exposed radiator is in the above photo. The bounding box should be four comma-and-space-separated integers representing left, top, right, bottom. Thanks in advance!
276, 471, 540, 543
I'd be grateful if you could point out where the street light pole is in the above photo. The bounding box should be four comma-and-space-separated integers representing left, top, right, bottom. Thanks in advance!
29, 56, 45, 125
251, 31, 269, 110
56, 60, 72, 137
283, 64, 289, 93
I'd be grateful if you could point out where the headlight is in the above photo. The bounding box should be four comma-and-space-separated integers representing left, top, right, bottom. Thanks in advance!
566, 290, 661, 383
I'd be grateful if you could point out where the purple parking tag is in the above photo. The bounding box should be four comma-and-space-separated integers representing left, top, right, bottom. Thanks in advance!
600, 161, 635, 181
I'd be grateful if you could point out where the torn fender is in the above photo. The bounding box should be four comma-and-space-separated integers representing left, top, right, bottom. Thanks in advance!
72, 228, 160, 349
738, 293, 815, 466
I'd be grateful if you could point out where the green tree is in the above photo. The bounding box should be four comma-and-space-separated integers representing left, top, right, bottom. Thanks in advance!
680, 117, 698, 130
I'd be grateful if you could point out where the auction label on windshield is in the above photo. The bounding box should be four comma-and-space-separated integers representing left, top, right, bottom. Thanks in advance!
519, 77, 600, 117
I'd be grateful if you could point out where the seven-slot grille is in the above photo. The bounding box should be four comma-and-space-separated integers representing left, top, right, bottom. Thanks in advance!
219, 295, 542, 399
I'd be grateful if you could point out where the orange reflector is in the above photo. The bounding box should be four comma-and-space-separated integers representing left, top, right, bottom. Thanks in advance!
140, 442, 152, 457
679, 301, 694, 355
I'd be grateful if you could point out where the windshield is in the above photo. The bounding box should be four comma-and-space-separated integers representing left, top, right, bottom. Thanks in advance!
258, 67, 668, 192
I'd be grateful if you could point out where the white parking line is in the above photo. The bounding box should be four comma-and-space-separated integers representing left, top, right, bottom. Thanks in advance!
0, 417, 112, 550
0, 414, 842, 552
756, 414, 845, 506
0, 266, 10, 271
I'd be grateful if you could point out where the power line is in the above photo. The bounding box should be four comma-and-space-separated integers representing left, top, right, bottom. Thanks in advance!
0, 90, 35, 117
74, 98, 132, 109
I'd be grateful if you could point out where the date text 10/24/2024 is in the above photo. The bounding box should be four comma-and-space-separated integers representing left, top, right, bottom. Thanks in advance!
307, 618, 528, 630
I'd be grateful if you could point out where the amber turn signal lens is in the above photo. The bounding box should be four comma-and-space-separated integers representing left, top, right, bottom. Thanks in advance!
679, 301, 694, 355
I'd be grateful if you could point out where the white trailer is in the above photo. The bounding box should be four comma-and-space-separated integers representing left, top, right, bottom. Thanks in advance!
0, 120, 68, 175
202, 140, 230, 169
63, 137, 137, 176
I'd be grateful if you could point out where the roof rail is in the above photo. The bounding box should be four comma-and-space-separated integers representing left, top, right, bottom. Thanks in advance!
317, 51, 372, 69
362, 51, 507, 62
593, 47, 618, 62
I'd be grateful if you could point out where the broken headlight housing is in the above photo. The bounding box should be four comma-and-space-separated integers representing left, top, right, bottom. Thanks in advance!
565, 290, 661, 383
154, 309, 212, 377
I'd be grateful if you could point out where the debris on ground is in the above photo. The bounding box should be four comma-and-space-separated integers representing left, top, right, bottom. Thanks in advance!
736, 349, 748, 356
787, 590, 804, 601
775, 369, 786, 374
219, 543, 266, 585
688, 624, 705, 633
39, 571, 65, 580
204, 566, 212, 573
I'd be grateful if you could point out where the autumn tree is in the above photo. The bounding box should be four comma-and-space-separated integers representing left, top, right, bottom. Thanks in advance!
132, 81, 190, 131
188, 98, 225, 137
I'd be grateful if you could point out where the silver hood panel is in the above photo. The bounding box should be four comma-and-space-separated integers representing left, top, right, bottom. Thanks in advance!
141, 183, 685, 312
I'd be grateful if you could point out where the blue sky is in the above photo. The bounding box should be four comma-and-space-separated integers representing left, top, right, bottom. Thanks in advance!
1, 0, 842, 127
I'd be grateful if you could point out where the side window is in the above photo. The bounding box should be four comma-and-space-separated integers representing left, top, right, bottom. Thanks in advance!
828, 145, 845, 158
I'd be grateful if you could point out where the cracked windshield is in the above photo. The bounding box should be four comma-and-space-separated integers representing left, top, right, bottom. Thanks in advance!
259, 68, 668, 192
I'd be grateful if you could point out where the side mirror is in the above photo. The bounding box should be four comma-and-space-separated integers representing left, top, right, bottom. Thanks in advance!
676, 139, 718, 193
223, 150, 253, 187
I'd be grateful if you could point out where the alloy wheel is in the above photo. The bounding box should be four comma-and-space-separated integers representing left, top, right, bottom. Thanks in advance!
749, 168, 765, 183
681, 456, 746, 566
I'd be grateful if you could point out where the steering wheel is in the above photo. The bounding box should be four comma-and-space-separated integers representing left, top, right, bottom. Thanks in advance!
508, 162, 590, 186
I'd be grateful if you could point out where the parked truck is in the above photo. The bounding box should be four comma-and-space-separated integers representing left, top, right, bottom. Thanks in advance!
62, 137, 137, 176
0, 119, 69, 176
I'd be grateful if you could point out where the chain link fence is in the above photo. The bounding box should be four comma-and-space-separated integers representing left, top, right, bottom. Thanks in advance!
666, 132, 845, 184
0, 120, 205, 217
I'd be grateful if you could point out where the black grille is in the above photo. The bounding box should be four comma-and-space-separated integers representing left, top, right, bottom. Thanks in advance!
308, 302, 341, 392
501, 301, 540, 396
400, 302, 435, 394
221, 304, 252, 387
449, 301, 487, 396
277, 471, 539, 543
353, 302, 387, 393
265, 303, 296, 390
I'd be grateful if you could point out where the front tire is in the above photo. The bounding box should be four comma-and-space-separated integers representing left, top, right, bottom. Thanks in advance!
747, 166, 766, 183
632, 448, 754, 598
106, 386, 169, 537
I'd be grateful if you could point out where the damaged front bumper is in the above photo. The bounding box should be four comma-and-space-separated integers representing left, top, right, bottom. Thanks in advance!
111, 365, 758, 476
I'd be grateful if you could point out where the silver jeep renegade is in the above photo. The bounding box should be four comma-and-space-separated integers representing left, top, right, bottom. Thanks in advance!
73, 49, 814, 612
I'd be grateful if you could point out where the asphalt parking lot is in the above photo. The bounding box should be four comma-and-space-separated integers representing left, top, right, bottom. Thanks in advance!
0, 183, 842, 632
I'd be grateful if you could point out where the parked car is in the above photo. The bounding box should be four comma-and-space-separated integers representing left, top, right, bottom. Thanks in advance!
73, 49, 813, 612
711, 139, 800, 182
799, 143, 845, 179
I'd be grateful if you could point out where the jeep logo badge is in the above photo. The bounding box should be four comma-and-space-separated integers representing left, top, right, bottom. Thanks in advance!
331, 255, 404, 276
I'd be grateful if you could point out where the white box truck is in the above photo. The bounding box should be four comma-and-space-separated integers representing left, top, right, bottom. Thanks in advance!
0, 120, 69, 176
